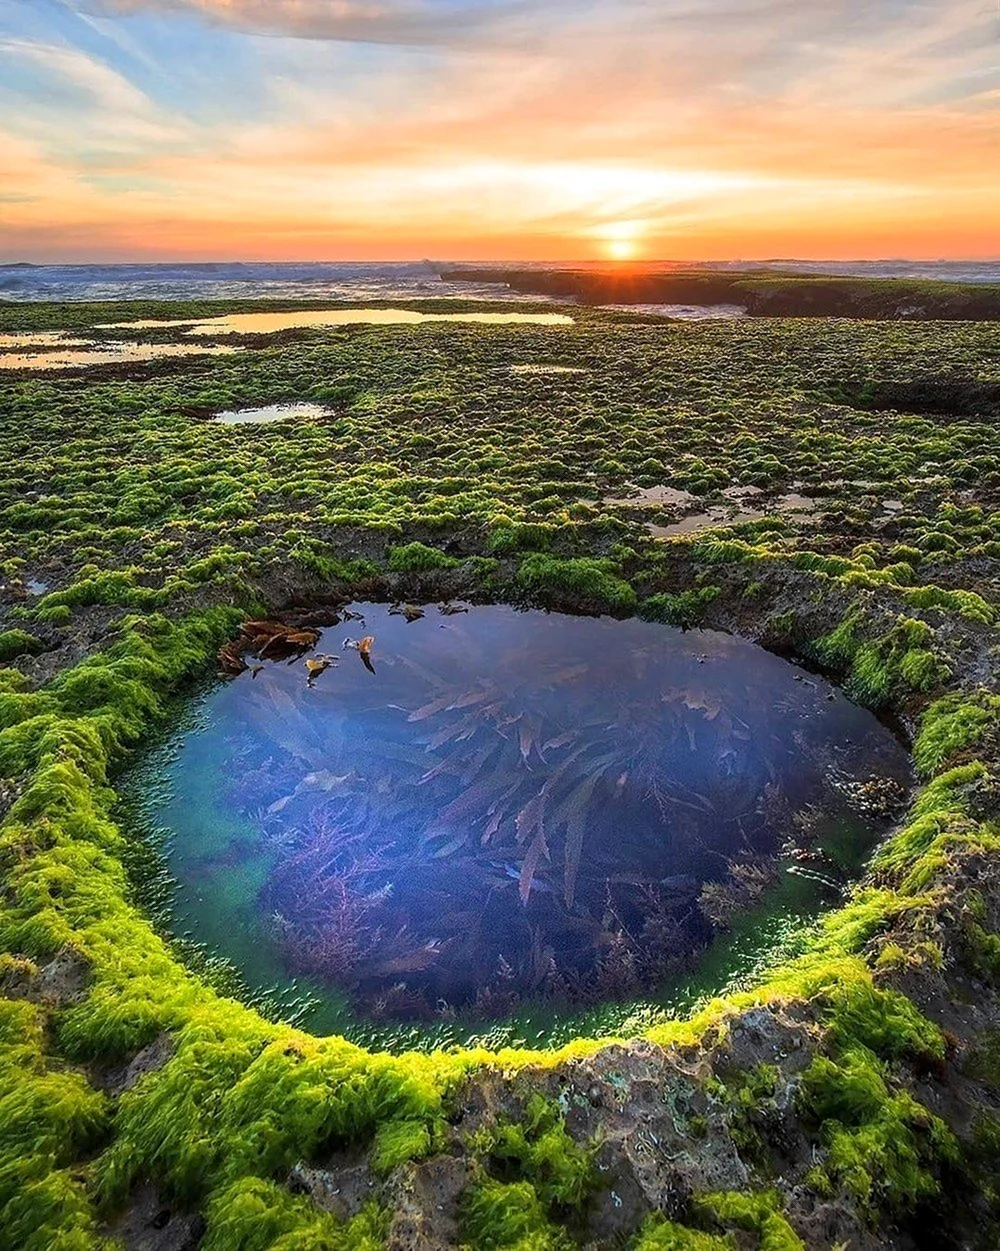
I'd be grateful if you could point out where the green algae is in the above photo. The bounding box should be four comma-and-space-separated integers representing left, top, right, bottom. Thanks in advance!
203, 1178, 385, 1251
632, 1189, 804, 1250
470, 1095, 595, 1212
460, 1177, 574, 1251
1, 584, 977, 1248
797, 1049, 957, 1218
1, 300, 1000, 1247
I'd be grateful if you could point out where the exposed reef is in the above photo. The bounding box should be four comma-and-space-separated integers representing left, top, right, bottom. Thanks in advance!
2, 301, 1000, 1248
440, 266, 1000, 320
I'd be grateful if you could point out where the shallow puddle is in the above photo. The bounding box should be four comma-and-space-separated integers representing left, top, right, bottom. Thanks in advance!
0, 342, 238, 370
603, 484, 700, 509
212, 402, 328, 425
99, 308, 575, 335
605, 484, 819, 538
137, 605, 910, 1041
0, 331, 91, 349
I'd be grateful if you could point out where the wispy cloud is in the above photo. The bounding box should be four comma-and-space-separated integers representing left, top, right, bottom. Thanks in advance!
82, 0, 527, 46
0, 0, 996, 260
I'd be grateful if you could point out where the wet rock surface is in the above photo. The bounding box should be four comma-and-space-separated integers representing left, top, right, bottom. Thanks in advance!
101, 1184, 204, 1251
0, 946, 91, 1006
383, 1155, 474, 1251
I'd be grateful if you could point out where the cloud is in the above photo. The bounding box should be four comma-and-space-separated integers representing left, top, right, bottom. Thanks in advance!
0, 36, 153, 114
2, 0, 997, 260
79, 0, 531, 46
0, 37, 198, 158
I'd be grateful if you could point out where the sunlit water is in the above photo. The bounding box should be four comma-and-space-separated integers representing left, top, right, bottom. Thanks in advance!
0, 341, 238, 370
129, 604, 911, 1049
0, 308, 572, 372
99, 308, 574, 334
212, 402, 329, 425
4, 259, 998, 304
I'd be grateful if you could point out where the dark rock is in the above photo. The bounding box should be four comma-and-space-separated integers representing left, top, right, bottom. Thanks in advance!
101, 1183, 204, 1251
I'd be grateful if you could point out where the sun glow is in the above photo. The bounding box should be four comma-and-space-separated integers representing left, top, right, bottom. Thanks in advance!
600, 220, 643, 261
606, 237, 637, 260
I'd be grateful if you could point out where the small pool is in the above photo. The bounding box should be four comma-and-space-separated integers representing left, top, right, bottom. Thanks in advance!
98, 308, 575, 334
212, 402, 328, 425
133, 604, 911, 1045
0, 341, 239, 370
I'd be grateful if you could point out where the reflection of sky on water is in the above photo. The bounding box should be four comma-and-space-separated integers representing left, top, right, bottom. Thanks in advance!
0, 342, 238, 370
100, 308, 574, 334
143, 605, 910, 1042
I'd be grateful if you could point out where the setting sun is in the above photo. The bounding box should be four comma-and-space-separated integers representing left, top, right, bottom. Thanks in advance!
606, 237, 638, 261
598, 221, 644, 262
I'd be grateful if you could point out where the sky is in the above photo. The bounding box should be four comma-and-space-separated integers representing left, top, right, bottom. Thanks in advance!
0, 0, 998, 262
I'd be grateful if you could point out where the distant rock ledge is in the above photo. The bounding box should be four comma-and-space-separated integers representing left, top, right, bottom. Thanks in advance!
439, 266, 1000, 319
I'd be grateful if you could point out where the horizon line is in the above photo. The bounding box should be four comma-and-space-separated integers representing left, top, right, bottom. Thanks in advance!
3, 256, 1000, 269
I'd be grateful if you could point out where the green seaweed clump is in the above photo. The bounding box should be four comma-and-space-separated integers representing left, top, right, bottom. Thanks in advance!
517, 554, 637, 613
913, 690, 1000, 779
811, 612, 949, 708
633, 1189, 803, 1250
386, 541, 460, 573
798, 1048, 957, 1218
460, 1095, 595, 1249
638, 586, 720, 628
471, 1094, 595, 1211
460, 1177, 573, 1251
203, 1177, 385, 1251
0, 630, 45, 664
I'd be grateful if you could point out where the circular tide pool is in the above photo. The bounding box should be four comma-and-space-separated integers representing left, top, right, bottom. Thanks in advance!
131, 604, 911, 1044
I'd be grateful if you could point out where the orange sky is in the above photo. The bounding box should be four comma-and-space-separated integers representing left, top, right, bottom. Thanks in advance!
1, 1, 998, 262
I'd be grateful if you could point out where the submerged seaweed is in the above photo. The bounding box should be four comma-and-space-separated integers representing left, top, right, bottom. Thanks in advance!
157, 604, 910, 1021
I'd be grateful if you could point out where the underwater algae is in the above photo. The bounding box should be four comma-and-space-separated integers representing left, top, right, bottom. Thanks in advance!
2, 300, 1000, 1247
149, 604, 909, 1034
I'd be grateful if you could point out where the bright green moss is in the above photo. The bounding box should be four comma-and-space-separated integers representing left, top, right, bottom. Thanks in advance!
639, 586, 720, 628
288, 540, 382, 584
488, 522, 558, 554
202, 1177, 385, 1251
0, 999, 109, 1251
35, 604, 72, 626
904, 585, 996, 625
873, 762, 988, 889
913, 691, 1000, 778
823, 980, 945, 1064
811, 613, 949, 708
632, 1217, 730, 1249
797, 1050, 957, 1218
632, 1190, 802, 1251
370, 1116, 437, 1176
697, 1191, 803, 1251
386, 541, 460, 572
97, 1019, 465, 1206
459, 1177, 572, 1251
517, 554, 636, 613
471, 1095, 595, 1212
691, 539, 761, 565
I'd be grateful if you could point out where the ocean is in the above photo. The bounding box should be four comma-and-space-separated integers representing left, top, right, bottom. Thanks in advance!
1, 259, 997, 304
